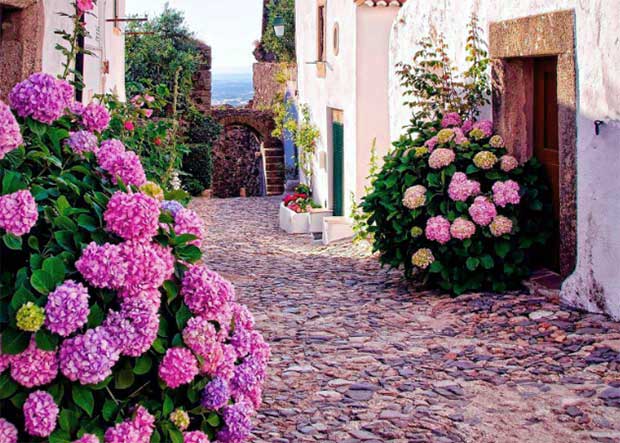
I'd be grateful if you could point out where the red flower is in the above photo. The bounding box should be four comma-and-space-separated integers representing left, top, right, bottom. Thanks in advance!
124, 121, 135, 131
154, 137, 163, 146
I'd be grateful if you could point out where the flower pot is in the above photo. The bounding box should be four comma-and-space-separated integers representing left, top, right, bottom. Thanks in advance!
308, 208, 333, 233
279, 202, 310, 234
201, 189, 212, 198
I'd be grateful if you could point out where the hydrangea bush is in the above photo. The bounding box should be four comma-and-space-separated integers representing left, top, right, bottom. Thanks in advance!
0, 72, 268, 443
361, 18, 552, 294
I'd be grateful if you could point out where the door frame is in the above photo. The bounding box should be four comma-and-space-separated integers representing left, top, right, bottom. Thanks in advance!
490, 10, 577, 278
329, 108, 345, 216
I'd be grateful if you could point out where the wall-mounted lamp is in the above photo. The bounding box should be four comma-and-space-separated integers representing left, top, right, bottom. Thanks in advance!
273, 15, 285, 38
594, 120, 606, 136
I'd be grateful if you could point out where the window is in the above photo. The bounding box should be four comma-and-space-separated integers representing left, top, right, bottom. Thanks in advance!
333, 23, 339, 56
316, 1, 326, 77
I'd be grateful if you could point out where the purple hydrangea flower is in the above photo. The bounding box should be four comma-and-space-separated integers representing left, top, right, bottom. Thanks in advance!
0, 189, 38, 236
82, 102, 111, 133
67, 130, 99, 156
45, 280, 90, 337
160, 200, 184, 217
217, 402, 254, 443
202, 377, 231, 410
0, 100, 23, 160
104, 406, 155, 443
23, 390, 59, 437
97, 139, 126, 170
9, 73, 73, 124
59, 326, 120, 385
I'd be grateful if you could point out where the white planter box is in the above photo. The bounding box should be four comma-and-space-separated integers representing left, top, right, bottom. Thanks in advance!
309, 208, 333, 233
279, 203, 310, 234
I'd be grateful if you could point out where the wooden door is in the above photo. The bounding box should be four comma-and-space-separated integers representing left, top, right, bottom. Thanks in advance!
332, 121, 344, 217
533, 57, 560, 271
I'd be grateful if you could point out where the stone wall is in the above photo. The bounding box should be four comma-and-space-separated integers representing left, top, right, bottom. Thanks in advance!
211, 124, 264, 198
252, 62, 296, 110
0, 0, 44, 100
389, 0, 620, 319
191, 40, 212, 113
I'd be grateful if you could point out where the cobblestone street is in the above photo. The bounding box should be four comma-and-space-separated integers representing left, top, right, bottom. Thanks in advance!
192, 197, 620, 443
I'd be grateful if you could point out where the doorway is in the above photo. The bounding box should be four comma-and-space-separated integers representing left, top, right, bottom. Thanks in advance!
331, 109, 344, 216
533, 57, 560, 272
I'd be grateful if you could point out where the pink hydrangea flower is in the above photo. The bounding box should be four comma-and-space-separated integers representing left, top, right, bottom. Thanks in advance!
105, 191, 160, 241
121, 240, 174, 289
232, 303, 255, 331
490, 215, 514, 237
82, 102, 111, 133
97, 139, 126, 170
9, 73, 73, 124
104, 304, 159, 358
450, 218, 476, 240
211, 344, 237, 380
23, 390, 58, 437
473, 120, 493, 138
452, 127, 468, 145
448, 172, 481, 202
428, 148, 455, 169
108, 151, 147, 187
492, 180, 521, 207
461, 120, 475, 134
159, 347, 199, 389
0, 335, 11, 374
67, 130, 99, 156
45, 280, 90, 337
74, 434, 100, 443
184, 431, 211, 443
174, 208, 204, 247
183, 316, 220, 358
425, 216, 451, 245
0, 100, 23, 160
0, 189, 38, 236
500, 155, 519, 172
76, 242, 128, 289
77, 0, 95, 12
469, 196, 497, 226
59, 326, 120, 385
424, 136, 439, 152
10, 339, 57, 388
441, 112, 462, 128
181, 265, 235, 317
0, 418, 18, 443
104, 406, 155, 443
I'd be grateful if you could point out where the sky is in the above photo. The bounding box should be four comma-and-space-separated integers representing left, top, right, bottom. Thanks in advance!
125, 0, 263, 73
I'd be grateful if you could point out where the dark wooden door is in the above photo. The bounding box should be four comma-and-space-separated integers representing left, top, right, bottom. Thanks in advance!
332, 121, 344, 217
533, 57, 560, 272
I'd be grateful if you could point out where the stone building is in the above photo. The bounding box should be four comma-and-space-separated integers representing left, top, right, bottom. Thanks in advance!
295, 0, 407, 242
389, 1, 620, 319
0, 0, 126, 101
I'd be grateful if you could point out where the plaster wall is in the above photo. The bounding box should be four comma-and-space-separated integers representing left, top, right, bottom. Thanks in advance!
42, 0, 126, 101
296, 0, 357, 212
355, 5, 399, 199
389, 0, 620, 318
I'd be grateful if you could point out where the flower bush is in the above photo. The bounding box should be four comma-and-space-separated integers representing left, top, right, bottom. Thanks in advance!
0, 72, 268, 442
362, 17, 552, 294
282, 184, 320, 214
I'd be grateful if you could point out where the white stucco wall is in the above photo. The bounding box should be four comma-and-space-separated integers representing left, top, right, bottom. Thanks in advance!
42, 0, 126, 101
296, 0, 357, 212
389, 0, 620, 318
355, 5, 400, 199
296, 0, 400, 216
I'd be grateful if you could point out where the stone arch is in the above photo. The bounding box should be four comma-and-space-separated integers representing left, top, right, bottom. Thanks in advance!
212, 108, 285, 197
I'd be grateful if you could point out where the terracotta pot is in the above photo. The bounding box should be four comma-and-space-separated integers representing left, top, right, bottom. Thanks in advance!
240, 188, 247, 198
201, 189, 212, 198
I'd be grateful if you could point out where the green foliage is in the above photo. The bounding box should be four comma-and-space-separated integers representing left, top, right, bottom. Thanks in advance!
182, 144, 213, 195
351, 139, 380, 243
126, 6, 205, 117
185, 114, 222, 146
361, 16, 553, 295
396, 14, 491, 128
261, 0, 296, 62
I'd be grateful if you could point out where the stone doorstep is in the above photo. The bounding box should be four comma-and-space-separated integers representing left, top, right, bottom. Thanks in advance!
322, 216, 354, 245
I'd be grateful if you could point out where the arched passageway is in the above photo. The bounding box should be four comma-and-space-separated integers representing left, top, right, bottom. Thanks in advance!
212, 108, 285, 197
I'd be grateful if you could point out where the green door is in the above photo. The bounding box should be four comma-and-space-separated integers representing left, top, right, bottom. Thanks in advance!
332, 121, 344, 217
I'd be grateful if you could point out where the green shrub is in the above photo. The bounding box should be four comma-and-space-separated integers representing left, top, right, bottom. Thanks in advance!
182, 144, 212, 195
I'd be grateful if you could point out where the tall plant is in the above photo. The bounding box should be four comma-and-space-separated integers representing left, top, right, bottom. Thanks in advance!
261, 0, 296, 62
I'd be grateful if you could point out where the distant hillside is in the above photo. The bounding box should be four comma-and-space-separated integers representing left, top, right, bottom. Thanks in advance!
212, 72, 254, 107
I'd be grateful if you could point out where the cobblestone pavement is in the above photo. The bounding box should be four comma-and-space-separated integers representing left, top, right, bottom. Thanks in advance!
192, 197, 620, 443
